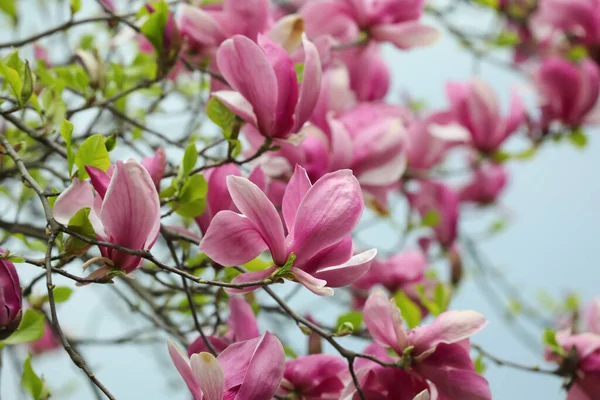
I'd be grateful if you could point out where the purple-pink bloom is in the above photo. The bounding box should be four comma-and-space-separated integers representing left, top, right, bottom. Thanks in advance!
446, 78, 525, 154
350, 290, 491, 400
53, 160, 161, 273
277, 354, 347, 399
339, 43, 391, 102
0, 250, 22, 340
535, 57, 600, 129
29, 323, 61, 356
459, 162, 508, 205
187, 296, 260, 356
199, 165, 376, 296
168, 332, 285, 400
141, 148, 166, 189
213, 34, 322, 140
407, 180, 460, 249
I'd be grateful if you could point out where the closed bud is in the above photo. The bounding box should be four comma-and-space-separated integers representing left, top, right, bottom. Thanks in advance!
0, 250, 23, 340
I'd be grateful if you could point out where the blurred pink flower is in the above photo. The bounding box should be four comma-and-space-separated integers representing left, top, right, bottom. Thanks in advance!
459, 162, 508, 205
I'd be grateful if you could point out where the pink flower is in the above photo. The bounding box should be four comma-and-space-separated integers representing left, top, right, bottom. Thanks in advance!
141, 148, 166, 189
29, 323, 61, 356
339, 43, 391, 102
345, 290, 491, 400
187, 296, 260, 356
585, 298, 600, 334
0, 251, 22, 340
169, 332, 285, 400
446, 78, 525, 154
277, 354, 347, 399
546, 331, 600, 400
53, 160, 161, 274
195, 164, 265, 235
459, 162, 508, 205
533, 0, 600, 49
407, 181, 460, 249
213, 34, 322, 139
535, 57, 600, 129
199, 165, 376, 296
310, 64, 356, 132
301, 0, 439, 50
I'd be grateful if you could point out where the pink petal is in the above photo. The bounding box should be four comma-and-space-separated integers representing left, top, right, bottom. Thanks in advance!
53, 179, 96, 225
314, 248, 376, 287
167, 340, 203, 400
364, 290, 407, 354
290, 267, 334, 296
248, 166, 267, 192
299, 235, 354, 274
410, 310, 487, 358
292, 36, 322, 133
190, 352, 225, 400
187, 336, 230, 357
141, 148, 166, 188
222, 0, 270, 40
176, 5, 226, 48
216, 36, 277, 136
226, 176, 287, 265
328, 118, 354, 171
267, 14, 304, 53
282, 354, 347, 396
199, 211, 268, 266
370, 22, 440, 50
502, 91, 525, 138
212, 91, 258, 128
291, 170, 363, 264
282, 164, 312, 233
86, 165, 112, 199
228, 296, 260, 341
225, 266, 278, 295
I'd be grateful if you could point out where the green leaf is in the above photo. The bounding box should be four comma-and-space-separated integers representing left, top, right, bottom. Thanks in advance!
492, 31, 520, 47
394, 292, 422, 328
283, 345, 298, 359
294, 63, 305, 83
1, 309, 45, 345
421, 209, 440, 228
0, 0, 17, 24
104, 134, 117, 152
474, 354, 487, 375
140, 1, 169, 52
60, 119, 75, 175
206, 96, 237, 137
473, 0, 498, 8
243, 257, 273, 272
565, 45, 588, 63
335, 321, 354, 336
64, 207, 96, 253
415, 284, 442, 316
569, 128, 588, 149
52, 287, 73, 303
21, 61, 34, 105
336, 311, 363, 331
22, 354, 50, 400
70, 0, 81, 14
543, 328, 566, 356
75, 134, 111, 179
0, 60, 23, 104
175, 174, 207, 218
433, 283, 450, 314
179, 143, 198, 178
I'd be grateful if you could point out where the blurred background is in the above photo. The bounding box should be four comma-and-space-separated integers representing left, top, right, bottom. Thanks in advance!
1, 0, 598, 399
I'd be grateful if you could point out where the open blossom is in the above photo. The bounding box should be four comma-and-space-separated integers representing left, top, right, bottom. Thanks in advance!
169, 332, 285, 400
212, 34, 321, 140
195, 164, 265, 234
535, 57, 600, 129
187, 296, 259, 356
301, 0, 439, 50
277, 354, 347, 399
546, 331, 600, 399
407, 180, 460, 249
199, 165, 376, 296
446, 78, 525, 154
0, 252, 22, 340
310, 63, 356, 131
53, 160, 161, 274
339, 43, 391, 102
343, 290, 491, 400
459, 162, 508, 205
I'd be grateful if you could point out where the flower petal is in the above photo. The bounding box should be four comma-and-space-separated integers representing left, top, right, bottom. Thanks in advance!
225, 266, 278, 295
282, 164, 312, 233
228, 296, 260, 341
167, 340, 203, 400
141, 148, 166, 188
267, 14, 304, 53
293, 36, 322, 133
370, 22, 440, 50
176, 5, 226, 47
364, 290, 407, 354
190, 352, 225, 400
86, 166, 112, 199
226, 176, 287, 265
314, 248, 376, 287
53, 179, 96, 225
212, 91, 258, 128
199, 210, 268, 266
291, 170, 363, 263
290, 267, 334, 296
187, 336, 230, 357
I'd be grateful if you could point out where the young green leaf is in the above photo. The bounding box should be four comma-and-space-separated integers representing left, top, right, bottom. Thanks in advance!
140, 2, 168, 52
336, 311, 364, 331
60, 119, 75, 175
394, 291, 422, 328
22, 354, 50, 400
179, 143, 198, 178
0, 60, 23, 104
206, 96, 237, 136
21, 61, 35, 105
174, 174, 207, 218
421, 209, 441, 228
1, 309, 45, 345
0, 0, 17, 24
64, 207, 96, 253
75, 134, 111, 179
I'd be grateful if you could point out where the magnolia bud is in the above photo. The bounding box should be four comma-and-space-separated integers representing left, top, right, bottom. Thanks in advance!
0, 251, 23, 340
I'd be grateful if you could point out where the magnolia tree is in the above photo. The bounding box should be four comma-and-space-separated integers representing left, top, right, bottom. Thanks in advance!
0, 0, 599, 399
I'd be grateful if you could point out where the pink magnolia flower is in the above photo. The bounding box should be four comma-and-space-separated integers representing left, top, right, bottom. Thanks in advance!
546, 331, 600, 399
187, 296, 259, 356
301, 0, 439, 50
195, 164, 265, 235
533, 0, 600, 49
345, 290, 491, 400
459, 162, 508, 205
310, 64, 356, 132
407, 181, 460, 249
0, 251, 22, 340
53, 160, 161, 274
277, 354, 347, 399
141, 148, 166, 189
213, 34, 322, 140
446, 78, 525, 154
339, 43, 391, 102
169, 332, 285, 400
535, 57, 600, 129
29, 323, 61, 356
585, 298, 600, 334
199, 165, 376, 296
